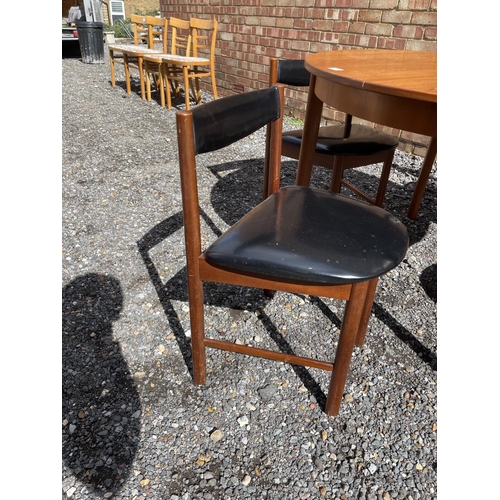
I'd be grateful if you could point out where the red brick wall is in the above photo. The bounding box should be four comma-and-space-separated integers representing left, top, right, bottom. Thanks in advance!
159, 0, 437, 155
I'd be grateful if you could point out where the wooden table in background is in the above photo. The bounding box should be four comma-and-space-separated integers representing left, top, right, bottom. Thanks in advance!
296, 50, 437, 219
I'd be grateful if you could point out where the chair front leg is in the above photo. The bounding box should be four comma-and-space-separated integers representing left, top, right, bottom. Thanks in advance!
124, 53, 131, 94
355, 277, 378, 347
145, 62, 152, 102
161, 63, 172, 109
157, 66, 165, 108
325, 280, 369, 416
375, 150, 395, 207
138, 57, 146, 100
188, 276, 207, 385
183, 66, 191, 110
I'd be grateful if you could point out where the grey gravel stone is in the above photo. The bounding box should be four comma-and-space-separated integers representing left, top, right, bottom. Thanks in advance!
62, 49, 437, 499
258, 384, 279, 402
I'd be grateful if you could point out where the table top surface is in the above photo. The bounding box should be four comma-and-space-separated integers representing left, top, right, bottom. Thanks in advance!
305, 50, 437, 103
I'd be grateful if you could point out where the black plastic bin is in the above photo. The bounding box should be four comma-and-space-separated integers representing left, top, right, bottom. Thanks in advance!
76, 21, 104, 64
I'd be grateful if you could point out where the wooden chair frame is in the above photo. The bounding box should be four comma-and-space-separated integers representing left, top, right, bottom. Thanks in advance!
144, 17, 191, 108
109, 15, 150, 89
265, 58, 398, 207
109, 16, 168, 100
161, 18, 218, 110
175, 85, 407, 416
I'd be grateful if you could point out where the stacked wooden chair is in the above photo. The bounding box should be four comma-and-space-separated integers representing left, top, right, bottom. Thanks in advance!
143, 17, 191, 108
143, 18, 218, 110
108, 15, 168, 100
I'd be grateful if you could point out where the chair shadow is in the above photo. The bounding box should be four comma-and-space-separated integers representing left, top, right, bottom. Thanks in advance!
137, 212, 330, 410
145, 85, 195, 110
111, 77, 199, 109
420, 263, 437, 303
137, 157, 437, 412
62, 273, 142, 496
136, 212, 276, 380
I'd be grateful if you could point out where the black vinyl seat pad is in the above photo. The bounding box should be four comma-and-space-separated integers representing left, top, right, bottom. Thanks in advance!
283, 124, 399, 156
205, 186, 408, 285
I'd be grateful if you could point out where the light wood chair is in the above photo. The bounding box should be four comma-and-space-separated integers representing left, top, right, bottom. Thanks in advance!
264, 58, 399, 207
161, 18, 218, 110
175, 85, 408, 416
108, 15, 168, 100
109, 15, 151, 91
143, 17, 191, 108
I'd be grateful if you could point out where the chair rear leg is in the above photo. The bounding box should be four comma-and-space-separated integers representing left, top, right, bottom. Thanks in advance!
210, 67, 218, 100
374, 149, 395, 207
145, 63, 152, 102
330, 156, 344, 194
189, 78, 199, 105
195, 78, 202, 104
325, 281, 368, 416
194, 75, 202, 105
124, 54, 131, 95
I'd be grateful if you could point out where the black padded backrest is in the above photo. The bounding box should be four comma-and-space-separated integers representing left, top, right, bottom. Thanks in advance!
276, 59, 311, 87
191, 86, 281, 155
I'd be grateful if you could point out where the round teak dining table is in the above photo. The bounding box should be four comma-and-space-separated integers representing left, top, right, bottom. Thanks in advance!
296, 49, 437, 219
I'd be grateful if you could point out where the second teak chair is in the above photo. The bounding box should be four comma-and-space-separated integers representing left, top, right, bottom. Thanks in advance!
265, 58, 399, 207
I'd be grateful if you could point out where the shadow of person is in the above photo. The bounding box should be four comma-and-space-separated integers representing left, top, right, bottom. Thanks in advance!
62, 273, 141, 496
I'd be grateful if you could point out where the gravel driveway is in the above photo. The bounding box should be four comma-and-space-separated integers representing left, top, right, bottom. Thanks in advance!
62, 48, 437, 500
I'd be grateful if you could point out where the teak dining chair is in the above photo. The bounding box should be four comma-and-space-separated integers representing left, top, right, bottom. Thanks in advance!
143, 17, 191, 108
162, 18, 218, 110
265, 58, 399, 207
109, 16, 168, 100
175, 85, 408, 416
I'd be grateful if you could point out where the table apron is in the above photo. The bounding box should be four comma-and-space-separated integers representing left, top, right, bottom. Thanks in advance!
314, 77, 437, 138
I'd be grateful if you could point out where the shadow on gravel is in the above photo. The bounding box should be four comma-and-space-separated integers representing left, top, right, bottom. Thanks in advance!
137, 212, 195, 377
111, 77, 196, 109
137, 211, 330, 410
372, 303, 437, 371
62, 273, 141, 497
420, 263, 437, 303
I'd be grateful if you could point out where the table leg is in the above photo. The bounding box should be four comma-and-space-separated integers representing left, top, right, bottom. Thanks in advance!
408, 136, 437, 219
296, 74, 323, 186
